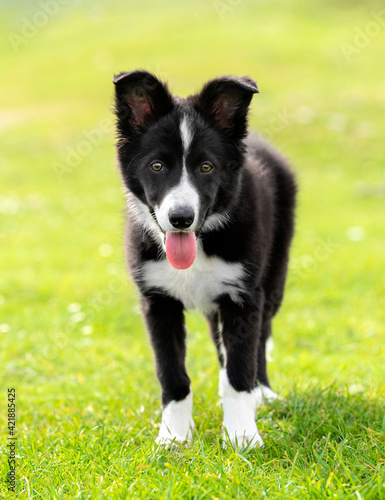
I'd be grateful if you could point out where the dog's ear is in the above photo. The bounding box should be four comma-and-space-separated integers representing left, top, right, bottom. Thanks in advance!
113, 70, 174, 138
191, 76, 259, 140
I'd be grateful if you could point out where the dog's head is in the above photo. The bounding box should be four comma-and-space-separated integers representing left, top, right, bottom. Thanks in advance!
113, 71, 258, 268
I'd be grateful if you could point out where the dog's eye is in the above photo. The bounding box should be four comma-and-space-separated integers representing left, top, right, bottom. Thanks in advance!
201, 163, 213, 173
150, 162, 163, 172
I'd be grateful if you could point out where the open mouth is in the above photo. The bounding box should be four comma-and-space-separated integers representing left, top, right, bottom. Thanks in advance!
150, 209, 199, 269
165, 231, 197, 270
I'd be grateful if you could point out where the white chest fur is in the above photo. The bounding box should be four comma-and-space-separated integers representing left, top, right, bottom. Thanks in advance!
140, 246, 245, 313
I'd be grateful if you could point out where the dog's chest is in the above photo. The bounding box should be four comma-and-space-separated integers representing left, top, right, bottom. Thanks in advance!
140, 249, 245, 313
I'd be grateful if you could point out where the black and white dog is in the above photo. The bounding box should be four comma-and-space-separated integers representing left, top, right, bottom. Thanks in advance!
113, 71, 296, 448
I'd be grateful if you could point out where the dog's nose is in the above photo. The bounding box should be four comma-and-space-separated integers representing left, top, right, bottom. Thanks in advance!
169, 207, 195, 229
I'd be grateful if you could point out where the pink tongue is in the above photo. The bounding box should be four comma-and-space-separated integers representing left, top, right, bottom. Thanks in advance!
165, 232, 197, 270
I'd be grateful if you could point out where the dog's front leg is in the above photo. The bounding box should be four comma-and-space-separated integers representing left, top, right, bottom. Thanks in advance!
141, 293, 194, 445
218, 293, 264, 449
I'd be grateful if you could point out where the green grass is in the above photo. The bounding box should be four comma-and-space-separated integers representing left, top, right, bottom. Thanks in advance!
1, 0, 385, 497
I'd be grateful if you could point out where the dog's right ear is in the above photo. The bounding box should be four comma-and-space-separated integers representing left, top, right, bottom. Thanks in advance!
113, 70, 174, 138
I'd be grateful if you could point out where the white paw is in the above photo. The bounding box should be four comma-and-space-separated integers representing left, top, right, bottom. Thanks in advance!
223, 424, 264, 449
156, 419, 194, 446
155, 392, 194, 446
255, 385, 280, 408
221, 371, 263, 450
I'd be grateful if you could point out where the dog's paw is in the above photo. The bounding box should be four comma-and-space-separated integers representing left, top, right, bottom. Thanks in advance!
155, 392, 194, 447
221, 371, 263, 450
255, 385, 280, 408
222, 425, 264, 450
155, 422, 194, 447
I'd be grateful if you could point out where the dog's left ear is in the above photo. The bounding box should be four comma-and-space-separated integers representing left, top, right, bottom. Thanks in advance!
113, 70, 174, 138
191, 76, 259, 140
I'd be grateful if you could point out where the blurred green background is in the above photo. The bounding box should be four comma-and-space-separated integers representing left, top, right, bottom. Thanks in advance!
1, 0, 384, 497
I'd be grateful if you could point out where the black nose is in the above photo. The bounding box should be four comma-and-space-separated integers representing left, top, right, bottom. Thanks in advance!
169, 207, 195, 229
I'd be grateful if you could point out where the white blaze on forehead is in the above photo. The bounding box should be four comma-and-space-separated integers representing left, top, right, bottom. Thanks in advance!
180, 115, 193, 154
154, 115, 199, 233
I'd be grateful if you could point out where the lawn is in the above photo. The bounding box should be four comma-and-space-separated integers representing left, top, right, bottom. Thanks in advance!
1, 0, 385, 498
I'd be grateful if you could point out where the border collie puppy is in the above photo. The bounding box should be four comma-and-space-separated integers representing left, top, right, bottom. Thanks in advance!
113, 71, 296, 448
